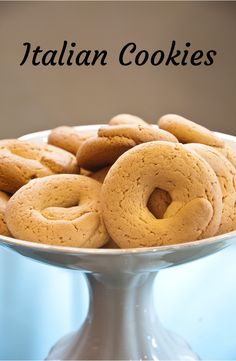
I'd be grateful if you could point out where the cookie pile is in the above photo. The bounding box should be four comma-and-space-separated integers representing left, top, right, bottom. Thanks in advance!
1, 113, 236, 249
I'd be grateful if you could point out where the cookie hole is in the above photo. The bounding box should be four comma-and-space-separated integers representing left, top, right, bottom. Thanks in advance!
147, 188, 172, 219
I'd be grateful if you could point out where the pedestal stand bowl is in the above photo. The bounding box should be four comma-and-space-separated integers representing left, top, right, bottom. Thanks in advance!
0, 126, 236, 360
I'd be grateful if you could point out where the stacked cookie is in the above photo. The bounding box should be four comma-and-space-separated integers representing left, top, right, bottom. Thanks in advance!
0, 139, 79, 236
2, 113, 236, 248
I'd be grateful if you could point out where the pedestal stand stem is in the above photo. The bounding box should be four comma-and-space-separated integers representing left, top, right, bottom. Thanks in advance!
47, 271, 200, 360
85, 272, 158, 359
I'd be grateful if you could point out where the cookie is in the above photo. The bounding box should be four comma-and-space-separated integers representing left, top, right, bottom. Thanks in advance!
0, 139, 79, 193
158, 114, 224, 147
77, 125, 178, 171
90, 167, 111, 183
6, 174, 109, 248
102, 141, 222, 248
90, 166, 172, 220
90, 165, 172, 219
215, 145, 236, 169
77, 136, 136, 171
48, 126, 91, 155
186, 143, 236, 234
0, 191, 11, 236
109, 113, 148, 126
98, 124, 178, 144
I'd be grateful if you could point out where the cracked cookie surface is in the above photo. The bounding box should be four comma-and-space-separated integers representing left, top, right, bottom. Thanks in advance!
158, 114, 224, 147
77, 124, 178, 171
6, 174, 109, 247
102, 141, 222, 248
186, 143, 236, 234
91, 165, 172, 220
48, 126, 91, 155
0, 191, 11, 236
0, 139, 79, 193
215, 145, 236, 169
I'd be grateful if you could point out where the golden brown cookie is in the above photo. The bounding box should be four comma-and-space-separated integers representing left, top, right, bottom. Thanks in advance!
0, 139, 79, 193
77, 125, 178, 171
109, 114, 148, 126
90, 165, 171, 218
48, 126, 91, 155
102, 141, 222, 248
90, 166, 172, 219
215, 145, 236, 169
6, 174, 109, 248
80, 168, 92, 177
77, 136, 136, 171
0, 191, 11, 236
98, 124, 178, 144
186, 143, 236, 234
90, 167, 111, 183
158, 114, 224, 147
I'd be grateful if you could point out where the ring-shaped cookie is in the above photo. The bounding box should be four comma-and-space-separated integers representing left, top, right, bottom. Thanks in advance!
6, 174, 109, 248
98, 125, 178, 143
215, 145, 236, 169
77, 136, 136, 171
0, 139, 79, 193
90, 166, 171, 219
90, 166, 111, 183
109, 114, 148, 126
48, 126, 91, 155
158, 114, 224, 147
77, 125, 178, 171
0, 191, 11, 236
102, 142, 222, 248
186, 143, 236, 234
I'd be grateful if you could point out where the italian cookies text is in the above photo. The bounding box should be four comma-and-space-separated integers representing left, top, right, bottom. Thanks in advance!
20, 40, 217, 67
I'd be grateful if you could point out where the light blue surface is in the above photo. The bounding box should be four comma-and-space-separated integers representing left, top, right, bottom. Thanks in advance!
0, 243, 236, 360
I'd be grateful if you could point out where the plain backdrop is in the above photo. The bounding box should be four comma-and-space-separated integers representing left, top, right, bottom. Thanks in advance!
0, 1, 235, 138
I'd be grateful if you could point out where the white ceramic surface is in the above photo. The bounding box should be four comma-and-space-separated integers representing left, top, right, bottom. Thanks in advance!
0, 126, 236, 360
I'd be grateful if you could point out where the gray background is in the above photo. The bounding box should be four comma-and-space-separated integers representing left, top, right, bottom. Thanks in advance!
0, 1, 235, 138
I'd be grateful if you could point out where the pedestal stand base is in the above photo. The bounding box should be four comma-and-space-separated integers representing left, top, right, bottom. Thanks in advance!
46, 272, 200, 360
